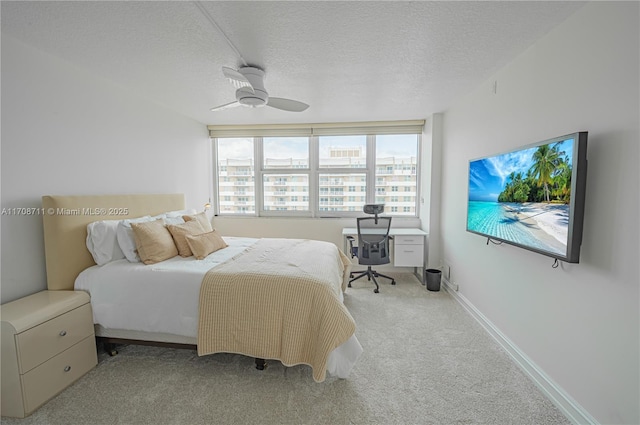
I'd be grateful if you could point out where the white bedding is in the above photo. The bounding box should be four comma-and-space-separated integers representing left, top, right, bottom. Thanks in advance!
74, 237, 362, 379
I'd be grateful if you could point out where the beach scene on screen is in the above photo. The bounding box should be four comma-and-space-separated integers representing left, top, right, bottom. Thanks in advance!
467, 139, 575, 256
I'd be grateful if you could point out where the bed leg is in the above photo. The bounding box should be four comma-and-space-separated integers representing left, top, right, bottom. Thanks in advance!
255, 358, 266, 370
104, 342, 118, 356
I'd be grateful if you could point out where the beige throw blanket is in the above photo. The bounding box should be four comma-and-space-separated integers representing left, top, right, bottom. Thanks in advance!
197, 238, 355, 382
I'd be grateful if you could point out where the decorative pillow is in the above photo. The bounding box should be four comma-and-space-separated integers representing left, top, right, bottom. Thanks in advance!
183, 211, 213, 232
86, 219, 125, 265
130, 219, 179, 265
185, 230, 228, 260
116, 216, 154, 262
166, 220, 205, 257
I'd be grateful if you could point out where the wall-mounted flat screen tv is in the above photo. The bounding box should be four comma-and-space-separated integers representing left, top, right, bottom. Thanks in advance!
467, 132, 588, 263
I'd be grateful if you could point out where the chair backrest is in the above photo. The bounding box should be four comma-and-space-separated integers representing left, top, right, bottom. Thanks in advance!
356, 216, 392, 266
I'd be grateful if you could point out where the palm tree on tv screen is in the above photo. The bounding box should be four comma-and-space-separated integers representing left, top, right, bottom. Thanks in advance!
529, 144, 561, 202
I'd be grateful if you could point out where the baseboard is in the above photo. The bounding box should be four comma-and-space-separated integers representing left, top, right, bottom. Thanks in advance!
441, 279, 599, 425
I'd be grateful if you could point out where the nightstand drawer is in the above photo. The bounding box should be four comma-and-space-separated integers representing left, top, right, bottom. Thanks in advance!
16, 303, 94, 373
21, 335, 97, 415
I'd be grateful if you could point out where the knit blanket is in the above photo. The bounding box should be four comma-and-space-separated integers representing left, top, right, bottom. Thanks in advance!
197, 238, 355, 382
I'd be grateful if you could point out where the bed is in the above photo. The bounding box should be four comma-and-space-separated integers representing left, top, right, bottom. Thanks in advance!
42, 194, 362, 382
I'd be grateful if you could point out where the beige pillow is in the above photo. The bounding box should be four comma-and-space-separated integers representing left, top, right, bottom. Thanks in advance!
183, 211, 213, 232
130, 219, 178, 264
166, 220, 205, 257
185, 230, 228, 260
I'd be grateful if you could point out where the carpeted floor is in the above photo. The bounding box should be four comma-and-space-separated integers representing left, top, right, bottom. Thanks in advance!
1, 273, 570, 425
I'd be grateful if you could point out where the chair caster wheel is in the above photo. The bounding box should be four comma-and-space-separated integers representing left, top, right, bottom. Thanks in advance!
348, 282, 352, 288
391, 280, 396, 285
374, 288, 379, 293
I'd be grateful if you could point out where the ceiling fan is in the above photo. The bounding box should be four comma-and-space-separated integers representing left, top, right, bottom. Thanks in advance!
210, 66, 309, 113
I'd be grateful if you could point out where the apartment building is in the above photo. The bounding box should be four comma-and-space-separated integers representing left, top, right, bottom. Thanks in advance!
218, 146, 417, 215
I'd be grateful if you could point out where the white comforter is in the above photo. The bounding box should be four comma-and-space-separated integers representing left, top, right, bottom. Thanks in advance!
75, 237, 362, 379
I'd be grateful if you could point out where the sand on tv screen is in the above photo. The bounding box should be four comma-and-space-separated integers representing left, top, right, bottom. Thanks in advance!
467, 133, 587, 262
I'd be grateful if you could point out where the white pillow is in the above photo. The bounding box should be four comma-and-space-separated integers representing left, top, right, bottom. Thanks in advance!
150, 209, 197, 226
163, 208, 197, 218
86, 220, 125, 265
163, 215, 187, 226
116, 216, 153, 262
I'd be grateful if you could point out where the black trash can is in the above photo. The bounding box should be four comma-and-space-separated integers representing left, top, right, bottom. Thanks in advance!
425, 269, 442, 292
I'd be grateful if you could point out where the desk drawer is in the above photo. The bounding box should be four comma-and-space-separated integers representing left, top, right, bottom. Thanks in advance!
394, 244, 424, 267
394, 235, 423, 245
21, 335, 97, 415
16, 304, 94, 373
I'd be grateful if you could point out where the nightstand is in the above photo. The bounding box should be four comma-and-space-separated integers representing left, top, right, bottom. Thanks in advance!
1, 290, 97, 418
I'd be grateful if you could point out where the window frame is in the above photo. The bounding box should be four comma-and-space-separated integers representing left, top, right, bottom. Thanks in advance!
211, 127, 422, 218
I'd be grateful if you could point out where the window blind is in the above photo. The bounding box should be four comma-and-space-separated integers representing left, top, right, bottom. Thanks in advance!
208, 120, 425, 138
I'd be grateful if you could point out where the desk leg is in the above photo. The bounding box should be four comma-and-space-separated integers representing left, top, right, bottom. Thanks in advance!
413, 267, 425, 285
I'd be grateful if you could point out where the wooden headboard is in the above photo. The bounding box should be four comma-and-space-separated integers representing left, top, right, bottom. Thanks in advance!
42, 194, 185, 291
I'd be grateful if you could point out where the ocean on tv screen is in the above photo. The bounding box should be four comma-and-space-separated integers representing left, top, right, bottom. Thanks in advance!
467, 200, 568, 255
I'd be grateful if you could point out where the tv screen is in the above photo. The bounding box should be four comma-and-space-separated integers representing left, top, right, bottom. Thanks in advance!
467, 132, 587, 263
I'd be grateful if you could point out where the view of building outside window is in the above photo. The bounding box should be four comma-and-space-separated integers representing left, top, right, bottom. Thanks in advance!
375, 134, 419, 216
215, 134, 418, 216
319, 136, 366, 168
217, 138, 255, 215
318, 135, 367, 212
263, 137, 310, 212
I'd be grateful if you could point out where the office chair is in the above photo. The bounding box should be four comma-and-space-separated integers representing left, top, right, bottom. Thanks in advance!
347, 204, 395, 293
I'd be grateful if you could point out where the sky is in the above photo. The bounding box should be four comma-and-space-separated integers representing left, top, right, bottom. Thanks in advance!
217, 134, 418, 162
468, 138, 574, 202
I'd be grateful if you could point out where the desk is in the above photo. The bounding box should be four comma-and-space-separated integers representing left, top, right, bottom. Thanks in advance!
342, 227, 428, 283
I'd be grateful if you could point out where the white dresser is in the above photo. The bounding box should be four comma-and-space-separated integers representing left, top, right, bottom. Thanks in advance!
1, 290, 97, 418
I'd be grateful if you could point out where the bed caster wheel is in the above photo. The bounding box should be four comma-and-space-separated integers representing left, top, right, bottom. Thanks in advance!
104, 342, 118, 356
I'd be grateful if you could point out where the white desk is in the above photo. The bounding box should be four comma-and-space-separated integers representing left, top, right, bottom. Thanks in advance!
342, 227, 428, 283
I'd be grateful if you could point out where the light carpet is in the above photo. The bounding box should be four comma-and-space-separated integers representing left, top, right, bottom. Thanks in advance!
1, 273, 570, 425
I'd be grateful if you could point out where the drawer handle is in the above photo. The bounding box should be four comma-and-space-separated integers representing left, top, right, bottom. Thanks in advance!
64, 366, 71, 372
59, 330, 67, 337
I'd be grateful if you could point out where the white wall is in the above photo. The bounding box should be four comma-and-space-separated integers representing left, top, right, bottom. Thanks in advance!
420, 113, 443, 269
1, 35, 211, 303
439, 3, 638, 424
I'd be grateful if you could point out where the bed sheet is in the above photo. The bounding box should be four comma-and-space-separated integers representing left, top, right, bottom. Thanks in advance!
74, 236, 361, 378
74, 237, 259, 338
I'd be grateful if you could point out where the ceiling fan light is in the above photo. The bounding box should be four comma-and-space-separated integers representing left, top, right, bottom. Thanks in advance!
236, 87, 268, 107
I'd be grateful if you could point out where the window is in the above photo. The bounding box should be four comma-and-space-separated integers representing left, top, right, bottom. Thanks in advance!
216, 138, 255, 215
375, 134, 419, 216
211, 122, 422, 217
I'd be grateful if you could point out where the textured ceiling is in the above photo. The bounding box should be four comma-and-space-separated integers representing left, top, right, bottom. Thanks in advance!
1, 1, 585, 125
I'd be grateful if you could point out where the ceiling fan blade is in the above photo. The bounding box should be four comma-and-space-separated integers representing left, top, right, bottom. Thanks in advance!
210, 101, 241, 112
222, 66, 254, 92
266, 97, 309, 112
